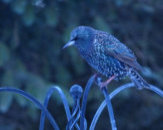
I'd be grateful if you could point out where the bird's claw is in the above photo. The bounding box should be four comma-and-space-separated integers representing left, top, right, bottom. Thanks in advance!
99, 82, 107, 89
98, 75, 116, 90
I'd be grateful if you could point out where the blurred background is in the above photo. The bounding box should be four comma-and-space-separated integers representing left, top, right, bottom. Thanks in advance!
0, 0, 163, 129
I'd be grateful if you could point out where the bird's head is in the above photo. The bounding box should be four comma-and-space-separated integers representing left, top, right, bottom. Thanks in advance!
63, 26, 95, 49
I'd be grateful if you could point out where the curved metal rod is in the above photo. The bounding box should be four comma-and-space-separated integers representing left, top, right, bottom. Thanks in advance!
80, 75, 96, 130
66, 99, 80, 130
147, 85, 163, 97
70, 109, 80, 129
70, 100, 79, 120
0, 87, 59, 130
39, 86, 71, 130
90, 83, 135, 130
90, 83, 163, 130
102, 87, 117, 130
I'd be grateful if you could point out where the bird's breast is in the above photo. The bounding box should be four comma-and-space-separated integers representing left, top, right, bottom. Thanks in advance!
81, 47, 127, 79
77, 42, 127, 80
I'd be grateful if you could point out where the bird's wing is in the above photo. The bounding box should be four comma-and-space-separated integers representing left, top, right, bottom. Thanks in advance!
97, 32, 141, 70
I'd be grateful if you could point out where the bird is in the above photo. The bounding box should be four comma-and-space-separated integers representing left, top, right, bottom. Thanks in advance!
63, 26, 149, 89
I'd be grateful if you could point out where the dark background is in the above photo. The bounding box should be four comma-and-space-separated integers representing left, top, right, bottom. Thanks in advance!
0, 0, 162, 129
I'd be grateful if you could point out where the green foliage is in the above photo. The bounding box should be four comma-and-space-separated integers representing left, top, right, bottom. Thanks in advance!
1, 0, 12, 4
11, 0, 27, 15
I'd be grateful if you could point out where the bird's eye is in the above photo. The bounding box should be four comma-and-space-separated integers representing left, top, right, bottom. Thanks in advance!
73, 36, 78, 41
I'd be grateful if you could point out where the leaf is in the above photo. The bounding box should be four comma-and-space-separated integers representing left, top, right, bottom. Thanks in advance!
2, 70, 15, 86
11, 0, 27, 15
14, 94, 28, 107
0, 43, 10, 67
45, 6, 58, 26
0, 92, 13, 113
13, 59, 28, 82
26, 74, 47, 104
22, 5, 35, 26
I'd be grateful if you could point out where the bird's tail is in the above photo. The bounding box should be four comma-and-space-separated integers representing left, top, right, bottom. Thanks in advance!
128, 68, 150, 89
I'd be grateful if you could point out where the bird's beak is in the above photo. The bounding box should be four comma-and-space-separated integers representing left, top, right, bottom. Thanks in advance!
62, 40, 75, 49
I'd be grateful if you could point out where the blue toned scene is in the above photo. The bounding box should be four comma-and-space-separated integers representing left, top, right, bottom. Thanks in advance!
0, 0, 162, 130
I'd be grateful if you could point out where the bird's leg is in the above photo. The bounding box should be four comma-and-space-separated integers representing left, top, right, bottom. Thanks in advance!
99, 75, 116, 89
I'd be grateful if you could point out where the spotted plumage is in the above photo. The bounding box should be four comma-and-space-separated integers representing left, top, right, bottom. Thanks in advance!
63, 26, 149, 89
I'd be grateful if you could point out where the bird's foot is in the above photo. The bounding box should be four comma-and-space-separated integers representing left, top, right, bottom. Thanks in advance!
99, 75, 116, 89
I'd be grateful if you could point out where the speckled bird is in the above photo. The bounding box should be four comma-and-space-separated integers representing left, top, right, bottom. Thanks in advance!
63, 26, 149, 89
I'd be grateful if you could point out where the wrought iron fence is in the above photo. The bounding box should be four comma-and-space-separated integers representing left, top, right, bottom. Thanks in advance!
0, 75, 162, 130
